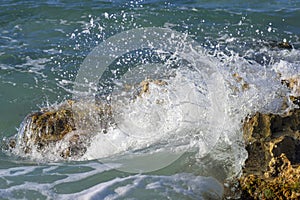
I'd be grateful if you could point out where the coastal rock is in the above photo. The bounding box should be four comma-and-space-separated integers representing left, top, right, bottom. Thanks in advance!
267, 41, 294, 50
138, 79, 168, 96
232, 73, 250, 92
240, 109, 300, 199
3, 79, 165, 159
4, 100, 112, 159
21, 100, 76, 151
277, 42, 293, 50
240, 154, 300, 200
281, 76, 300, 106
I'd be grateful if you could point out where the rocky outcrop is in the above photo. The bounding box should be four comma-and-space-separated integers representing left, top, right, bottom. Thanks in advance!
240, 109, 300, 199
20, 100, 76, 153
266, 41, 294, 50
240, 154, 300, 199
236, 57, 300, 199
2, 79, 166, 159
3, 99, 112, 159
281, 77, 300, 107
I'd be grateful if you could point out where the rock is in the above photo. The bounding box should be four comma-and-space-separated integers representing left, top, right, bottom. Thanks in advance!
240, 154, 300, 200
281, 77, 300, 96
230, 65, 300, 199
289, 96, 300, 107
3, 79, 166, 159
240, 109, 300, 199
268, 41, 293, 50
269, 136, 300, 163
277, 42, 293, 50
232, 73, 250, 92
280, 76, 300, 107
137, 79, 168, 97
4, 99, 112, 159
21, 100, 76, 151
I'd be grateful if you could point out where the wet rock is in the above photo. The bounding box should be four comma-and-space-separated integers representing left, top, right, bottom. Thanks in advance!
3, 79, 164, 160
240, 154, 300, 200
268, 41, 293, 50
21, 101, 76, 150
289, 96, 300, 107
278, 76, 300, 108
277, 42, 293, 50
232, 73, 250, 92
281, 77, 300, 96
4, 100, 112, 159
136, 79, 168, 97
270, 136, 300, 164
240, 109, 300, 199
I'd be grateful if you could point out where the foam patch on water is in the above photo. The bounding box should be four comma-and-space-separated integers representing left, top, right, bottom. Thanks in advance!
0, 161, 120, 199
63, 173, 223, 200
0, 160, 223, 200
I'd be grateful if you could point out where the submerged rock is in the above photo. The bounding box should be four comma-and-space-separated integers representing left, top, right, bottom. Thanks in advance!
240, 109, 300, 199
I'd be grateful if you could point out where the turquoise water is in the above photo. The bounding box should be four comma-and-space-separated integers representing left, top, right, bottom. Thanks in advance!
1, 1, 300, 199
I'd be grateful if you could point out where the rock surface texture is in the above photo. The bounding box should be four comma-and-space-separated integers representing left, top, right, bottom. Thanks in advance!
239, 70, 300, 199
3, 100, 112, 159
240, 110, 300, 199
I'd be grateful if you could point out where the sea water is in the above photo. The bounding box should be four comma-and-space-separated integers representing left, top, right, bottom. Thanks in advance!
0, 1, 300, 199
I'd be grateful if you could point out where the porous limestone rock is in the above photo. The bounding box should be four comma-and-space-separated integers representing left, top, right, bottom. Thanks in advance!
4, 99, 112, 159
240, 109, 300, 199
240, 154, 300, 200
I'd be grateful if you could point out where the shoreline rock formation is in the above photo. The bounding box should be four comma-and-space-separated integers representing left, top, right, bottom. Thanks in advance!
2, 79, 167, 160
238, 73, 300, 199
3, 99, 113, 159
240, 110, 300, 199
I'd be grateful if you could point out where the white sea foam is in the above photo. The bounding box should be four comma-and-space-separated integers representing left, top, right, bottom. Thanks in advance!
63, 173, 224, 200
0, 161, 120, 200
0, 160, 223, 200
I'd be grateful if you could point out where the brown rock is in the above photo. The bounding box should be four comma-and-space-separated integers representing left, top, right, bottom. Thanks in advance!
4, 100, 112, 159
240, 154, 300, 200
232, 73, 250, 92
3, 79, 167, 159
240, 109, 300, 199
268, 41, 293, 50
281, 77, 300, 106
18, 101, 76, 153
138, 79, 168, 96
278, 42, 293, 50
